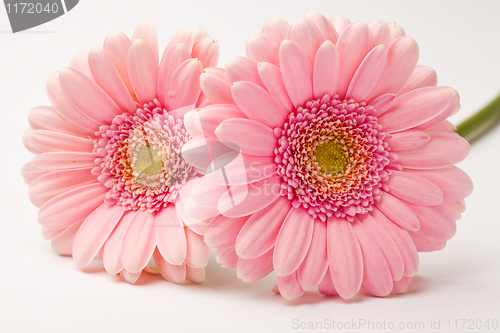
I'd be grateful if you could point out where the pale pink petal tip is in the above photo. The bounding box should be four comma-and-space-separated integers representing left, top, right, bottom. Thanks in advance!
392, 276, 412, 294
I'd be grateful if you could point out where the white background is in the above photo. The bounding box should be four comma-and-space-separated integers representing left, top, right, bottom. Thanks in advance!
1, 0, 499, 332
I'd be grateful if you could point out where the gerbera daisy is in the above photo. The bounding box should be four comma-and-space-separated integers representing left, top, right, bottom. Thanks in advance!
22, 21, 219, 284
183, 13, 472, 299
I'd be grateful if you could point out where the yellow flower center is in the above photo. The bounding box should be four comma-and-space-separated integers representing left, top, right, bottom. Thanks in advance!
131, 144, 164, 188
313, 140, 349, 176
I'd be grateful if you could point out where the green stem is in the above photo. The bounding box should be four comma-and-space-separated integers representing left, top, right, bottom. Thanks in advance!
456, 92, 500, 143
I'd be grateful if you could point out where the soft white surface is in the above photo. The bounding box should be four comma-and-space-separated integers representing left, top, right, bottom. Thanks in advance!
1, 0, 499, 332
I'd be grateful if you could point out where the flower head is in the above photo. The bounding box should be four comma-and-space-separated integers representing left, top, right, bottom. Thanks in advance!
185, 13, 472, 299
22, 21, 219, 284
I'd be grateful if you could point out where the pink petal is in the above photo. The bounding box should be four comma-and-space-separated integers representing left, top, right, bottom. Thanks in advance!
225, 56, 265, 88
304, 12, 339, 43
235, 196, 291, 259
261, 17, 289, 42
372, 36, 419, 97
327, 216, 363, 300
155, 204, 187, 265
38, 183, 106, 228
414, 87, 460, 130
185, 142, 235, 180
165, 27, 209, 53
46, 72, 100, 132
274, 207, 314, 276
329, 15, 351, 35
392, 276, 412, 294
196, 92, 211, 110
368, 20, 391, 48
390, 24, 406, 40
73, 203, 124, 268
21, 162, 49, 185
23, 129, 42, 154
397, 65, 438, 96
68, 51, 92, 78
127, 40, 159, 105
409, 232, 447, 252
375, 192, 420, 231
216, 245, 239, 268
406, 203, 456, 241
386, 170, 443, 206
379, 86, 451, 133
231, 81, 288, 128
204, 215, 249, 248
447, 200, 465, 218
180, 136, 227, 174
164, 59, 203, 111
277, 271, 305, 300
31, 152, 96, 170
257, 62, 294, 114
237, 248, 274, 282
103, 31, 134, 96
396, 133, 470, 169
246, 33, 280, 66
183, 198, 218, 224
405, 166, 473, 201
131, 21, 159, 65
153, 248, 186, 283
336, 22, 373, 98
88, 47, 136, 113
186, 265, 206, 283
215, 118, 276, 156
102, 211, 136, 275
318, 268, 338, 296
206, 154, 276, 186
359, 213, 404, 281
218, 176, 282, 218
389, 130, 430, 151
185, 227, 210, 268
158, 43, 191, 107
279, 40, 313, 108
195, 104, 246, 138
346, 44, 388, 102
443, 200, 465, 220
425, 120, 457, 134
313, 41, 340, 99
59, 67, 122, 125
179, 177, 201, 202
27, 130, 94, 153
121, 211, 156, 273
183, 112, 203, 138
199, 68, 235, 105
371, 93, 396, 116
192, 38, 219, 68
28, 106, 94, 138
288, 18, 324, 68
352, 220, 393, 297
190, 176, 229, 207
119, 270, 141, 284
29, 169, 97, 207
51, 222, 82, 256
297, 220, 328, 291
371, 207, 419, 277
177, 177, 200, 209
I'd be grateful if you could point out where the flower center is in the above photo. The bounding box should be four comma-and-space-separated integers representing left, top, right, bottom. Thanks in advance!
313, 140, 349, 176
131, 143, 164, 189
93, 100, 193, 212
274, 94, 391, 221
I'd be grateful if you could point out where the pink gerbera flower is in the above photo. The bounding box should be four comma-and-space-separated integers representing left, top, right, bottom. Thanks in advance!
184, 13, 472, 299
22, 21, 219, 284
